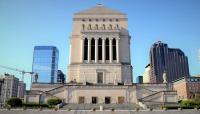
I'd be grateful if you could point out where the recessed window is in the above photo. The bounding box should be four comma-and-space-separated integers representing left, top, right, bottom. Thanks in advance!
82, 24, 85, 30
92, 97, 98, 104
118, 96, 124, 104
112, 39, 116, 60
96, 19, 99, 22
91, 38, 95, 60
84, 38, 88, 60
78, 96, 85, 104
105, 38, 110, 60
98, 38, 102, 60
116, 19, 119, 22
103, 24, 106, 30
103, 19, 106, 22
89, 19, 92, 22
97, 72, 103, 83
105, 97, 111, 104
109, 19, 112, 22
82, 19, 85, 22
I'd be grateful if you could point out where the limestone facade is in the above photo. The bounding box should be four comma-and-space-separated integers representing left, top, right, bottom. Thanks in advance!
68, 4, 132, 84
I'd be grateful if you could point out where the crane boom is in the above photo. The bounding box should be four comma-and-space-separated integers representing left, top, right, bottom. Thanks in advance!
0, 65, 33, 81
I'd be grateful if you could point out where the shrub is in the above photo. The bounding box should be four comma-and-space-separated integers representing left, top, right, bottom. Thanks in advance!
180, 100, 196, 107
23, 102, 48, 108
6, 98, 22, 107
47, 98, 62, 106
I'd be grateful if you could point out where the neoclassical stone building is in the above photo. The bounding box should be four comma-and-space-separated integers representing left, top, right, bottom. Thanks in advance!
25, 4, 177, 108
68, 4, 132, 84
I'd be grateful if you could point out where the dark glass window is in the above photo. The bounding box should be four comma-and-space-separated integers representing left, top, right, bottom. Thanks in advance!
91, 38, 95, 60
112, 39, 116, 60
106, 38, 110, 60
98, 38, 102, 60
84, 38, 88, 60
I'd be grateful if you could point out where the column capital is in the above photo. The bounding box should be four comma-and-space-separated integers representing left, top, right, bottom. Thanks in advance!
101, 37, 106, 40
115, 37, 120, 40
109, 38, 113, 40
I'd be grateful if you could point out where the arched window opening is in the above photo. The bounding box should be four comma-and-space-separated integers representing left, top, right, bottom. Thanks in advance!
88, 24, 92, 30
82, 24, 85, 30
112, 39, 116, 60
91, 38, 95, 60
95, 24, 98, 30
84, 38, 88, 60
109, 24, 112, 30
106, 38, 110, 60
103, 24, 106, 30
116, 24, 119, 29
98, 38, 102, 60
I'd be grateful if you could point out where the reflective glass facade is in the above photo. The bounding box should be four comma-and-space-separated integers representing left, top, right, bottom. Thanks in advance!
32, 46, 59, 83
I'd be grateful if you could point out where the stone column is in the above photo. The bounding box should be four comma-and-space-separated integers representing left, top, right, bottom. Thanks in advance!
116, 39, 120, 63
102, 38, 105, 63
80, 38, 84, 63
88, 38, 91, 63
109, 39, 113, 63
95, 38, 98, 63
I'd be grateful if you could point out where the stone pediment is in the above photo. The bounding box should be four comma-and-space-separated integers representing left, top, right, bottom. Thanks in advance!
75, 4, 125, 15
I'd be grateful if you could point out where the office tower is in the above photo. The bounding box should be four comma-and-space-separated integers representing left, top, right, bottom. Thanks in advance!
150, 41, 189, 83
143, 64, 151, 83
1, 74, 19, 104
32, 46, 59, 83
57, 70, 65, 84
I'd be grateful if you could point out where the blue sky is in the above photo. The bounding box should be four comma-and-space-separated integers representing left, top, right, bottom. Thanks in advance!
0, 0, 200, 89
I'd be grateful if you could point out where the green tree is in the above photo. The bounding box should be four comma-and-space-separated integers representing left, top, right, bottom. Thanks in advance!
6, 97, 22, 107
47, 97, 62, 106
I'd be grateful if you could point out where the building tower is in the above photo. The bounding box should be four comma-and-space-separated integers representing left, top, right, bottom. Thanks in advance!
32, 46, 59, 83
150, 41, 190, 83
1, 74, 19, 104
68, 4, 132, 84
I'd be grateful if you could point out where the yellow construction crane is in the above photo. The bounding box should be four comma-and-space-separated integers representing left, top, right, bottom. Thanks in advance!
0, 65, 34, 82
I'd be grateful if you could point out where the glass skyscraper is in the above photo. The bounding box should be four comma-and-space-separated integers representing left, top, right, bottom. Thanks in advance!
150, 41, 190, 83
32, 46, 59, 83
